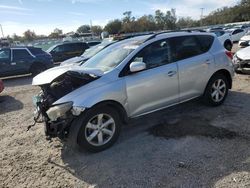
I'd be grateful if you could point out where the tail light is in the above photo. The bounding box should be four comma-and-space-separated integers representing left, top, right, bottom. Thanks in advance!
225, 51, 233, 60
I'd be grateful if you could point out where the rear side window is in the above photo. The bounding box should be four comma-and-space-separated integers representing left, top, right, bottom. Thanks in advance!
196, 35, 214, 53
13, 49, 31, 60
29, 48, 45, 55
170, 36, 203, 61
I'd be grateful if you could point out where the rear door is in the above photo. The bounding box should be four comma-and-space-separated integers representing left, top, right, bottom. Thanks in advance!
0, 49, 11, 77
170, 35, 215, 101
11, 49, 34, 74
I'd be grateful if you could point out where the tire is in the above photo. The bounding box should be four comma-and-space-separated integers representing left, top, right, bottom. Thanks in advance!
224, 41, 232, 51
30, 63, 46, 76
203, 74, 229, 106
68, 106, 121, 152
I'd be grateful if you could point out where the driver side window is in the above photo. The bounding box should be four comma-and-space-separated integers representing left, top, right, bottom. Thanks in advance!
131, 39, 172, 70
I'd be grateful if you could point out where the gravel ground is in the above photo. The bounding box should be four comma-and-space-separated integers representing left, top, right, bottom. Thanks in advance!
0, 45, 250, 188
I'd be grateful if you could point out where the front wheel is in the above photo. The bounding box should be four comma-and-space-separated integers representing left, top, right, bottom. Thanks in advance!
203, 74, 229, 106
68, 106, 121, 152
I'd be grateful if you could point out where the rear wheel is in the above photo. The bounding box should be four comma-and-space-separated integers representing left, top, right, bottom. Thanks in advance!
68, 106, 121, 152
203, 74, 229, 106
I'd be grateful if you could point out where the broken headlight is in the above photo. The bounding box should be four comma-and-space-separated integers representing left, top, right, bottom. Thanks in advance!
46, 102, 73, 121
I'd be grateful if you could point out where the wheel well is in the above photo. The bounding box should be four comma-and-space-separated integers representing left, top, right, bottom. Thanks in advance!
91, 100, 129, 124
209, 69, 232, 89
224, 40, 232, 47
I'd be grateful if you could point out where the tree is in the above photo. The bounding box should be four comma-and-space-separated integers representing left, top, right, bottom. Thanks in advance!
77, 25, 91, 33
176, 17, 199, 29
104, 19, 122, 34
136, 15, 156, 32
23, 30, 36, 41
49, 28, 63, 38
91, 25, 103, 36
155, 9, 177, 30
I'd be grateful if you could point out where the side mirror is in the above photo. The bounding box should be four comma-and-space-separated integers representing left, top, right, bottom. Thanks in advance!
129, 61, 146, 73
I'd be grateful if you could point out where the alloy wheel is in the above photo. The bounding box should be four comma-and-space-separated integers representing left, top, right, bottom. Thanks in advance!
85, 113, 116, 146
211, 79, 227, 102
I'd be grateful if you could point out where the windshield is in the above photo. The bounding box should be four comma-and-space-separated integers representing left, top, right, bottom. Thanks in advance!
82, 40, 139, 72
46, 45, 57, 52
81, 42, 113, 58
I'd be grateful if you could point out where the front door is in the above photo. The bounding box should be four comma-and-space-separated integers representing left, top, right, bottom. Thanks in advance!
11, 49, 33, 75
0, 49, 11, 77
124, 39, 179, 117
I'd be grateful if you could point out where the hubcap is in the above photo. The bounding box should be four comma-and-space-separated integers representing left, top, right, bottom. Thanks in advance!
211, 79, 226, 102
85, 113, 115, 146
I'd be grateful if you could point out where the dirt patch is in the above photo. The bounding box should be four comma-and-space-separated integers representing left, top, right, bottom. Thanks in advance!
148, 116, 238, 139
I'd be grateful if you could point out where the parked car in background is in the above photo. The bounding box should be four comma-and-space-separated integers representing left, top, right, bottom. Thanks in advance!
239, 31, 250, 48
47, 42, 89, 63
233, 46, 250, 74
86, 41, 101, 47
32, 31, 234, 152
0, 79, 4, 93
226, 28, 246, 42
0, 47, 53, 77
210, 30, 233, 51
60, 41, 116, 66
234, 24, 250, 32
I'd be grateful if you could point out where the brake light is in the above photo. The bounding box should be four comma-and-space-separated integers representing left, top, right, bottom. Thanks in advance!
225, 51, 233, 60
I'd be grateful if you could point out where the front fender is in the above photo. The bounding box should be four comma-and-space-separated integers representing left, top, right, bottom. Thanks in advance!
54, 78, 128, 113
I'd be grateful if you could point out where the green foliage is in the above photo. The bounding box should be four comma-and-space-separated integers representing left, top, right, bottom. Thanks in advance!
104, 19, 122, 34
202, 0, 250, 25
77, 25, 91, 33
23, 30, 36, 42
48, 28, 63, 38
91, 25, 103, 35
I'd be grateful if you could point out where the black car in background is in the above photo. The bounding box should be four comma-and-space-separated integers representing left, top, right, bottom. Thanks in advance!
47, 42, 89, 62
86, 41, 101, 47
60, 40, 116, 66
0, 47, 53, 77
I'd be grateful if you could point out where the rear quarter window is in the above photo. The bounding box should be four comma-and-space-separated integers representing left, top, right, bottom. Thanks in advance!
29, 48, 45, 55
196, 35, 214, 53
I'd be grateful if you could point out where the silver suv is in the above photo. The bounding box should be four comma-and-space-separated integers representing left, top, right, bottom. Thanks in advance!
32, 31, 234, 152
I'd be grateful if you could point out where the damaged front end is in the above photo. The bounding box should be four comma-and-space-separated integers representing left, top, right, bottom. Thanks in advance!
233, 55, 250, 74
32, 70, 100, 139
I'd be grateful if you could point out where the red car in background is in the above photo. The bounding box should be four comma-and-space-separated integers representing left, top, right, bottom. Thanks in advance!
0, 80, 4, 93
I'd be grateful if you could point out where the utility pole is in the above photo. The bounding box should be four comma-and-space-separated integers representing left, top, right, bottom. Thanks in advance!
0, 24, 4, 38
200, 8, 204, 26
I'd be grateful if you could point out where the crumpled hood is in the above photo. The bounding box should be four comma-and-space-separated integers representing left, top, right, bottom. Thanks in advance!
60, 56, 87, 66
236, 46, 250, 60
240, 35, 250, 41
32, 65, 104, 86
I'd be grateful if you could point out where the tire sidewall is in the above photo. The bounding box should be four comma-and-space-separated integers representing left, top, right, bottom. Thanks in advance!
70, 106, 121, 152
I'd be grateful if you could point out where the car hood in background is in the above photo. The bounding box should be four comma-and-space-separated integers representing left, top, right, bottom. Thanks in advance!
240, 35, 250, 41
32, 65, 104, 86
60, 56, 88, 66
236, 46, 250, 60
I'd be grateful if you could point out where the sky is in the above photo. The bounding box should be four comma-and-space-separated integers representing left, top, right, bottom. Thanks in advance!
0, 0, 238, 36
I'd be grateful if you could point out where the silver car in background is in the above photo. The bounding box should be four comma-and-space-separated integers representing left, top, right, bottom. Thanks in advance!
32, 31, 234, 152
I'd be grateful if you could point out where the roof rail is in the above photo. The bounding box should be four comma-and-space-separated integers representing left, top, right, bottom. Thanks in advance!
144, 29, 206, 42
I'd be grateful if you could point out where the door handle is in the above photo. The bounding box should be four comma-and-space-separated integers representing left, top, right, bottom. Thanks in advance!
11, 62, 16, 65
167, 71, 177, 77
205, 59, 211, 64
